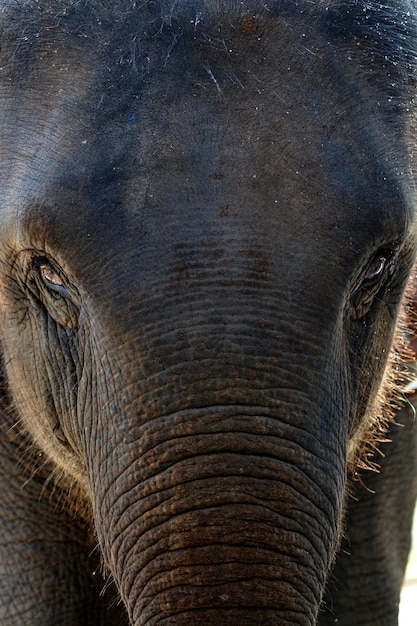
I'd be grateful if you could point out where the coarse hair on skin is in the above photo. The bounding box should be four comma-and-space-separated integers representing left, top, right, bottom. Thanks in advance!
0, 0, 416, 124
0, 348, 93, 523
348, 267, 417, 479
1, 0, 417, 67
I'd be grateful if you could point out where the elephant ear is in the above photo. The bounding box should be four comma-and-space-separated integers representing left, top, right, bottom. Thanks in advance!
350, 268, 417, 477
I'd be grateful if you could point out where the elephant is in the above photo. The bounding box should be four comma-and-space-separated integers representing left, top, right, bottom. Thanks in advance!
319, 331, 417, 625
0, 0, 417, 624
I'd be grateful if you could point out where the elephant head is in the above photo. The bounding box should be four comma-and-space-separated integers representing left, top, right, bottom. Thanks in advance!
0, 1, 416, 624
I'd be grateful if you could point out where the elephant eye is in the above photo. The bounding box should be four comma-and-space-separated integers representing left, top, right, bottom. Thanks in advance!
361, 245, 399, 288
16, 251, 80, 331
363, 254, 388, 284
35, 259, 79, 329
351, 245, 399, 320
40, 263, 65, 289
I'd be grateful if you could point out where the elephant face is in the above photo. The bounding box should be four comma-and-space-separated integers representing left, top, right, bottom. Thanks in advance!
0, 1, 416, 624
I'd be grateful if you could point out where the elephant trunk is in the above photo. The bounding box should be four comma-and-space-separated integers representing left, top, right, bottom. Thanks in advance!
82, 265, 350, 624
88, 402, 345, 626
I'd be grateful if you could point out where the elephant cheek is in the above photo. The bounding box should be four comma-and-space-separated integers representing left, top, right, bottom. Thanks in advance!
89, 417, 345, 626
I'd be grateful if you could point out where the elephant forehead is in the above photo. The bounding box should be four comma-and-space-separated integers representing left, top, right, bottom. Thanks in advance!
0, 0, 416, 252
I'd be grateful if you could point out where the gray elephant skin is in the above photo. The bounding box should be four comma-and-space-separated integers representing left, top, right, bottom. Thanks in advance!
0, 1, 417, 625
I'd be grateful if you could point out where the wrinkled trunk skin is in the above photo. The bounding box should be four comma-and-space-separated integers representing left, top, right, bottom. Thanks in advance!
79, 274, 349, 626
91, 407, 345, 626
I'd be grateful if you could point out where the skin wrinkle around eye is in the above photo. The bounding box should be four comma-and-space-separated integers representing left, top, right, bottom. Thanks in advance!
16, 254, 81, 330
14, 249, 79, 304
349, 243, 409, 321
